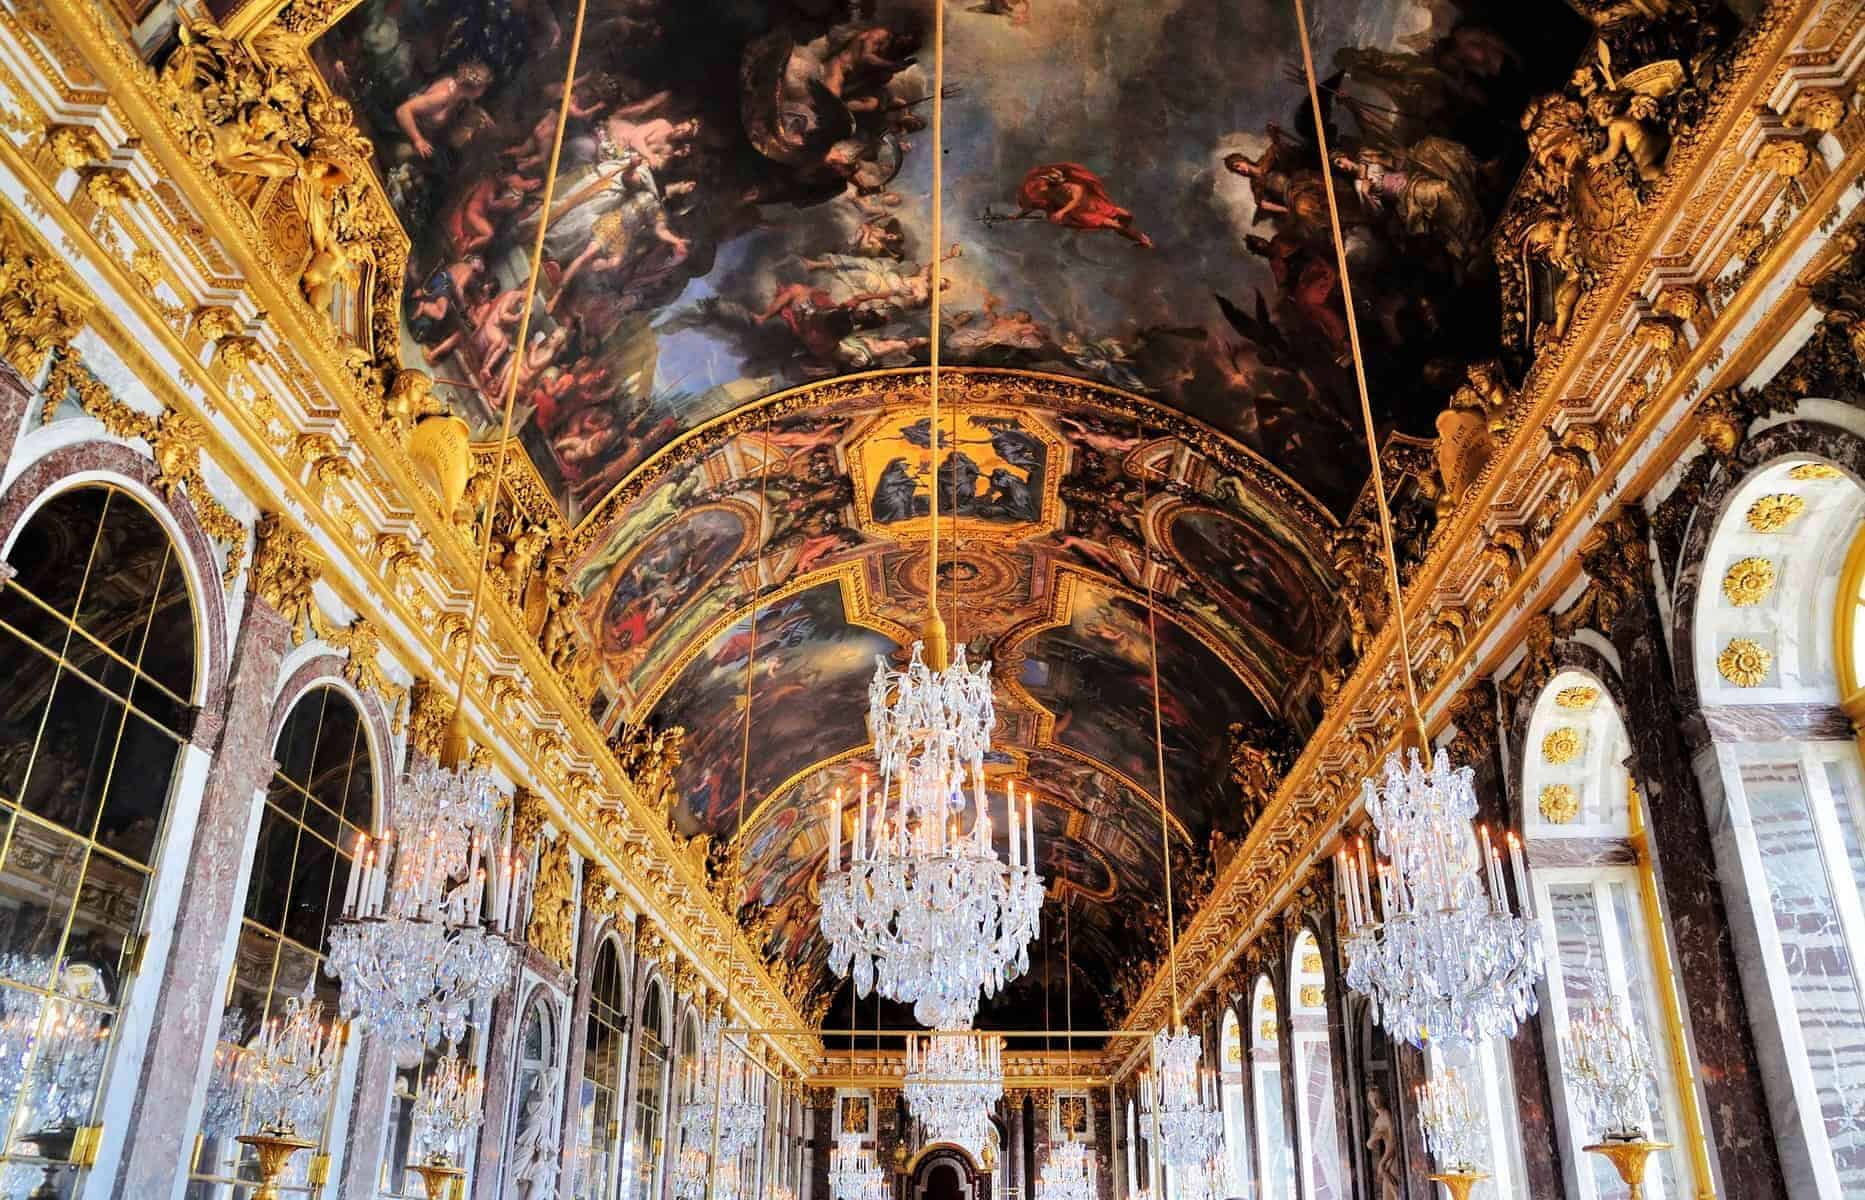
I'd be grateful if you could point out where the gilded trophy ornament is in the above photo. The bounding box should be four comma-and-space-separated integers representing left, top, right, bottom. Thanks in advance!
1717, 638, 1773, 688
527, 836, 577, 972
1721, 557, 1776, 607
251, 512, 324, 639
1541, 726, 1585, 765
0, 210, 91, 379
1539, 783, 1581, 825
1745, 492, 1806, 532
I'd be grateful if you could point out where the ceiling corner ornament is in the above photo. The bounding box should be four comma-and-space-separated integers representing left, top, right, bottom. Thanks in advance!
1538, 784, 1581, 826
1717, 638, 1772, 688
1555, 685, 1600, 711
1540, 726, 1585, 765
1745, 492, 1806, 532
1721, 556, 1777, 607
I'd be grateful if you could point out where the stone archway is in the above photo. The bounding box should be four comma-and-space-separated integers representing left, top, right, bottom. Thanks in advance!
910, 1144, 985, 1200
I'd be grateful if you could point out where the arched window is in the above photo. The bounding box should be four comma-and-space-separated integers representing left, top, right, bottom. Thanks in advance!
1249, 977, 1293, 1199
627, 977, 671, 1200
1289, 933, 1341, 1200
190, 683, 375, 1194
576, 938, 630, 1199
1219, 1008, 1248, 1195
1690, 457, 1865, 1195
0, 485, 198, 1194
508, 995, 562, 1196
671, 1010, 703, 1184
1522, 669, 1691, 1199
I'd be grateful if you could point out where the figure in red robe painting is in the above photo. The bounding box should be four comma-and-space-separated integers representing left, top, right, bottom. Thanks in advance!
1013, 163, 1152, 248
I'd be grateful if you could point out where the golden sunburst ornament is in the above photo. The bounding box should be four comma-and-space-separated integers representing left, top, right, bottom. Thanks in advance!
1300, 951, 1322, 974
1746, 493, 1806, 532
1717, 638, 1773, 687
1538, 784, 1580, 825
1555, 685, 1599, 710
1259, 1020, 1279, 1043
1788, 462, 1842, 481
1722, 556, 1777, 606
1299, 984, 1325, 1008
1541, 726, 1584, 765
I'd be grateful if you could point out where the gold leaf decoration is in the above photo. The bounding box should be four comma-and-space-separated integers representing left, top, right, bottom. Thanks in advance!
1746, 493, 1806, 532
1721, 557, 1777, 607
1718, 638, 1773, 687
1788, 463, 1842, 481
1555, 685, 1600, 710
1300, 951, 1322, 974
1299, 984, 1325, 1008
1258, 1020, 1279, 1043
1260, 992, 1276, 1014
1538, 784, 1580, 825
1541, 726, 1584, 765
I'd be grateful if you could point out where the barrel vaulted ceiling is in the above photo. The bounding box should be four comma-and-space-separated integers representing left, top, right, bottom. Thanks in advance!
308, 0, 1589, 1025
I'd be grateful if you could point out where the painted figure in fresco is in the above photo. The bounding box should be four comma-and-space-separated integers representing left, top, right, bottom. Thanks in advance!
1240, 234, 1349, 363
1331, 138, 1486, 271
1223, 124, 1328, 234
445, 171, 544, 256
406, 254, 490, 363
1011, 163, 1153, 248
394, 60, 493, 160
970, 0, 1031, 27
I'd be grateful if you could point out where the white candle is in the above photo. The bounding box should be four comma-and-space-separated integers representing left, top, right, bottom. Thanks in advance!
1024, 791, 1035, 867
829, 788, 842, 871
857, 774, 869, 863
1006, 781, 1020, 868
344, 834, 367, 916
1508, 831, 1533, 918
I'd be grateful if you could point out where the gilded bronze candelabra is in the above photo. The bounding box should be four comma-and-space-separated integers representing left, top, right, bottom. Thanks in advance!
1425, 1167, 1489, 1200
409, 1151, 467, 1200
1584, 1137, 1671, 1200
235, 1129, 317, 1200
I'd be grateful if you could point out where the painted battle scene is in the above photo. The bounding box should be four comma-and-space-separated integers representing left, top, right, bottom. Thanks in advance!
315, 0, 1587, 520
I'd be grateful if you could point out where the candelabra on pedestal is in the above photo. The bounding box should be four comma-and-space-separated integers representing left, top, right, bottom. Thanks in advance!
236, 994, 343, 1200
1416, 1066, 1488, 1200
408, 1048, 484, 1199
1563, 972, 1669, 1199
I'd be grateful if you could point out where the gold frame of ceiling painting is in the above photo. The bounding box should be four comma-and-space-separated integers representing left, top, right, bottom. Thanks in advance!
0, 0, 1856, 1067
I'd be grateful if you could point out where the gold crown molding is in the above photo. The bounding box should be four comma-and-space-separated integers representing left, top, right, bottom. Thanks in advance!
1112, 0, 1862, 1036
0, 48, 819, 1063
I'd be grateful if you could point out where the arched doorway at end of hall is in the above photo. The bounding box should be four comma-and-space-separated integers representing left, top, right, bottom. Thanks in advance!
910, 1144, 986, 1200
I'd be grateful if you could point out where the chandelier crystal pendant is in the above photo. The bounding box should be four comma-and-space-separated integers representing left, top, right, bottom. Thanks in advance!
1140, 1028, 1225, 1171
326, 753, 522, 1048
903, 1028, 1003, 1158
820, 644, 1043, 1027
1334, 750, 1544, 1050
1036, 1139, 1099, 1200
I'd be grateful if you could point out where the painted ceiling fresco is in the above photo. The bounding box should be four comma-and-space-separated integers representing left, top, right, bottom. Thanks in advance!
311, 0, 1590, 1025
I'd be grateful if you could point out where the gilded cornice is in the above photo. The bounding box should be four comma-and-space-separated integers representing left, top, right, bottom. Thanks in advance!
0, 0, 817, 1066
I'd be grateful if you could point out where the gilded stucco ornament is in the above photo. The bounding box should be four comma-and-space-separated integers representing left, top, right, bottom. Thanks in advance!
1541, 726, 1584, 764
43, 125, 108, 170
1539, 783, 1581, 824
1555, 685, 1599, 710
407, 679, 456, 760
1721, 556, 1776, 606
528, 834, 577, 972
1298, 985, 1324, 1008
1788, 462, 1842, 480
0, 211, 90, 379
321, 616, 408, 710
1745, 492, 1806, 532
1756, 135, 1812, 177
251, 512, 323, 638
1717, 638, 1773, 688
612, 723, 685, 825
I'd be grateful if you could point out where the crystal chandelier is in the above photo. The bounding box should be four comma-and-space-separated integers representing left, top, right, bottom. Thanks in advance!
829, 1131, 880, 1200
1335, 752, 1544, 1049
1140, 1029, 1224, 1171
817, 0, 1041, 1031
0, 990, 108, 1134
1036, 1139, 1098, 1200
1416, 1065, 1488, 1175
672, 1148, 710, 1200
713, 1049, 768, 1156
326, 752, 522, 1047
904, 1028, 1002, 1158
821, 665, 1042, 1027
1561, 971, 1655, 1140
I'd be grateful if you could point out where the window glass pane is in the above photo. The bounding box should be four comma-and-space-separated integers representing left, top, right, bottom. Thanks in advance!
1744, 762, 1865, 1190
94, 708, 180, 866
1250, 981, 1291, 1199
191, 687, 371, 1194
577, 942, 629, 1200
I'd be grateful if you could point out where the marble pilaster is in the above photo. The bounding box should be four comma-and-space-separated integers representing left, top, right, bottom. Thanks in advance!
334, 1032, 399, 1200
0, 357, 33, 463
108, 598, 291, 1198
559, 902, 604, 1196
472, 989, 524, 1200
